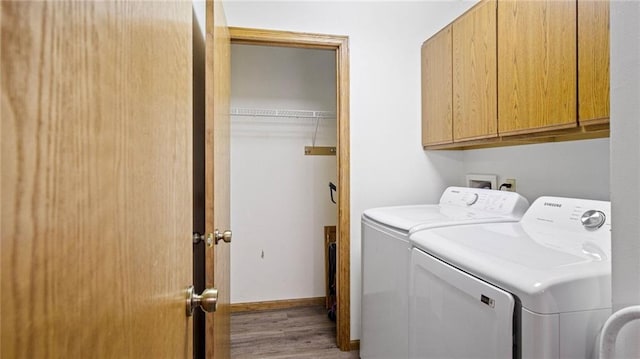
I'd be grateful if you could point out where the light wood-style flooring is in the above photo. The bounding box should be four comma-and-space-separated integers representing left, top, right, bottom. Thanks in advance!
231, 305, 360, 358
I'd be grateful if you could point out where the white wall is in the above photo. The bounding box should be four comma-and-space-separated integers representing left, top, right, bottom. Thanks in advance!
610, 1, 640, 356
224, 0, 469, 339
230, 45, 338, 303
463, 138, 610, 203
193, 2, 204, 37
231, 45, 336, 110
218, 1, 618, 343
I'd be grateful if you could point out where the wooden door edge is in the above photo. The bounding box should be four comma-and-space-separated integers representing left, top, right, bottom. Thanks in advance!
205, 1, 232, 358
336, 36, 351, 352
228, 27, 352, 352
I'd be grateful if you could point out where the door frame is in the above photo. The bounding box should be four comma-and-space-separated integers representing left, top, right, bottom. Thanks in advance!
229, 27, 351, 351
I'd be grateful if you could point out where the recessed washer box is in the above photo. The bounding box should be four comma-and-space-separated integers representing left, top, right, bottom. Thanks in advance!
466, 174, 497, 190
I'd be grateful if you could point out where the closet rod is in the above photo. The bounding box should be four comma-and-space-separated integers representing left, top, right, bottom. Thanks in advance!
230, 107, 335, 119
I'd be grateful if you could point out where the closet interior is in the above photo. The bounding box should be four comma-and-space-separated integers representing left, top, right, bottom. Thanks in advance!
229, 44, 339, 319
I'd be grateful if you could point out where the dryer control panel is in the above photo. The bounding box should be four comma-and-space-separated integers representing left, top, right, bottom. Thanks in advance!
522, 196, 611, 236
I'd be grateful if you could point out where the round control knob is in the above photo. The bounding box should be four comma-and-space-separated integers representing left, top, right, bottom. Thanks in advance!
581, 210, 606, 229
465, 193, 479, 206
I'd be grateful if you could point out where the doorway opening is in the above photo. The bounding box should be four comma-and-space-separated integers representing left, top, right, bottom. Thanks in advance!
229, 27, 351, 351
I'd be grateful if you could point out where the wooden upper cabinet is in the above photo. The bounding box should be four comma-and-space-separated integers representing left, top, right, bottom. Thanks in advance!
578, 0, 610, 125
422, 26, 453, 146
497, 0, 577, 136
453, 0, 497, 142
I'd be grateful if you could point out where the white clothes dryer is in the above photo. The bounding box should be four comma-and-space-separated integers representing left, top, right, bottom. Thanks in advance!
409, 196, 611, 359
361, 187, 529, 359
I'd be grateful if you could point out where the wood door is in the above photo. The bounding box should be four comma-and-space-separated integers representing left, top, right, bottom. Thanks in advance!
453, 0, 497, 142
1, 1, 193, 358
205, 1, 231, 358
498, 0, 577, 136
422, 25, 453, 146
578, 0, 610, 125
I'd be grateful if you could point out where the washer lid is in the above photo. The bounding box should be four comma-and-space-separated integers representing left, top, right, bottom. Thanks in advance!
362, 205, 521, 233
362, 186, 529, 233
410, 197, 611, 314
363, 205, 457, 233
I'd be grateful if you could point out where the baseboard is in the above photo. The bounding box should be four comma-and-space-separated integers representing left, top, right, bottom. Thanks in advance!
231, 297, 325, 313
350, 340, 360, 351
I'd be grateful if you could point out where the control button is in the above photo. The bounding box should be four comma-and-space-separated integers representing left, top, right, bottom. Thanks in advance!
465, 193, 479, 206
581, 210, 606, 229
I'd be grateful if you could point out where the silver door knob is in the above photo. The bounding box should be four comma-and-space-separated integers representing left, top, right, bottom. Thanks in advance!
214, 229, 232, 244
186, 286, 218, 316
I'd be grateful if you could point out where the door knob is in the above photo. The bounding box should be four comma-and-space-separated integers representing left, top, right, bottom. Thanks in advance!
186, 286, 218, 316
214, 229, 232, 244
192, 232, 215, 247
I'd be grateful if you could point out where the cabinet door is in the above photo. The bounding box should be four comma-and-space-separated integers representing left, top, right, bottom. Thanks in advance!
498, 0, 577, 136
453, 0, 497, 142
422, 26, 453, 146
578, 0, 610, 125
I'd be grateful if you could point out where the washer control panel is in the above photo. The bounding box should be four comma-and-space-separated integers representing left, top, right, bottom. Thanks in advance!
439, 187, 529, 216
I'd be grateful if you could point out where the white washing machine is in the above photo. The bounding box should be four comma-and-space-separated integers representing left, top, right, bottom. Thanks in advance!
361, 187, 529, 359
409, 196, 612, 359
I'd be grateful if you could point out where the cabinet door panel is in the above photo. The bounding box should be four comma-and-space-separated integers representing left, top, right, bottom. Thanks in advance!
453, 0, 497, 142
498, 0, 577, 135
578, 0, 610, 125
422, 26, 453, 146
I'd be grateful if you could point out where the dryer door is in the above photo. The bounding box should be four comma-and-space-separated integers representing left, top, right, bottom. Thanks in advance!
409, 248, 515, 359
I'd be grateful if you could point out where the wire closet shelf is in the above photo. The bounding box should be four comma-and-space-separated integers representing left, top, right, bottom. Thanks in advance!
230, 107, 336, 120
230, 107, 337, 156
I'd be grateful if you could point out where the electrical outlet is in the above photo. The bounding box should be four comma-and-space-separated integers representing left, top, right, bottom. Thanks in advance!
505, 178, 516, 192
